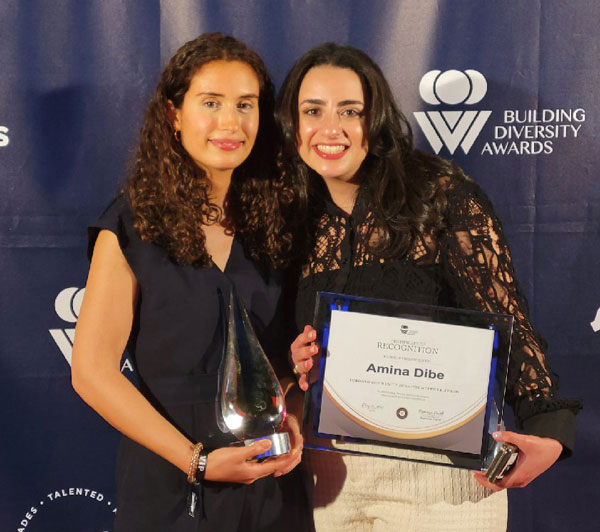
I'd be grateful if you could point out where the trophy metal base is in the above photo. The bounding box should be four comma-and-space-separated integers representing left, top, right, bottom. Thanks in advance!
243, 432, 291, 460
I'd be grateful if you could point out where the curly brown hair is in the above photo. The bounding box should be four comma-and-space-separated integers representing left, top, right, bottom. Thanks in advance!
126, 33, 293, 268
276, 43, 463, 259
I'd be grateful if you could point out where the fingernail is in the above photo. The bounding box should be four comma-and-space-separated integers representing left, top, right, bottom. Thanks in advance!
311, 345, 318, 353
309, 331, 316, 339
492, 431, 501, 439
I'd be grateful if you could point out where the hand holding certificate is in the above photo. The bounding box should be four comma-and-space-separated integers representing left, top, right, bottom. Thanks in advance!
299, 292, 515, 472
473, 430, 562, 490
290, 325, 319, 392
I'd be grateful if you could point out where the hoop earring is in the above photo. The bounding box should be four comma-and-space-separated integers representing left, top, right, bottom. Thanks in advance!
174, 130, 181, 142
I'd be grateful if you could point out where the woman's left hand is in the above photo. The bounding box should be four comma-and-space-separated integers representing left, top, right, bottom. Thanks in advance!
473, 430, 563, 491
290, 325, 319, 391
273, 413, 303, 477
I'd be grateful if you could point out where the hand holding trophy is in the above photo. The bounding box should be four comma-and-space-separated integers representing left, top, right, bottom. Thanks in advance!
219, 289, 291, 459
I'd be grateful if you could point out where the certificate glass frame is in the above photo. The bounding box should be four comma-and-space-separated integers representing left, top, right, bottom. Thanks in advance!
302, 292, 514, 471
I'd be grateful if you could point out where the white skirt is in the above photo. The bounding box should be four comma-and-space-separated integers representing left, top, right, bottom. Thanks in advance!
304, 448, 507, 532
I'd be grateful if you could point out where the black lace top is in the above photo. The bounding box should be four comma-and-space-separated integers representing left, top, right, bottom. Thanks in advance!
294, 173, 582, 455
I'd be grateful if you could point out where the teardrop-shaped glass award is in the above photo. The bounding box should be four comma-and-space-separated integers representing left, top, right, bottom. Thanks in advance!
219, 288, 290, 458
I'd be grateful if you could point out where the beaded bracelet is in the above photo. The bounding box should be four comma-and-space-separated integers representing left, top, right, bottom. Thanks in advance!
186, 442, 204, 484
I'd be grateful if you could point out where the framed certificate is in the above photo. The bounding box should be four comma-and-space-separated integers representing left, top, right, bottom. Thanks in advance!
302, 292, 514, 471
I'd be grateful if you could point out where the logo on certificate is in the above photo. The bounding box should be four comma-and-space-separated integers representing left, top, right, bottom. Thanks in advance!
396, 408, 408, 420
400, 325, 416, 335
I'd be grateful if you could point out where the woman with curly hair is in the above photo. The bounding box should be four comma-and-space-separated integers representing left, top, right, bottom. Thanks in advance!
71, 33, 311, 531
281, 43, 581, 531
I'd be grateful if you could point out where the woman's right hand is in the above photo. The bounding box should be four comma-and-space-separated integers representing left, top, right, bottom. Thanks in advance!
204, 440, 298, 484
290, 325, 319, 391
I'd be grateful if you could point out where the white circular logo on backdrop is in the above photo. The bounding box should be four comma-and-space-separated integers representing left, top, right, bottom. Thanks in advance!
419, 69, 487, 106
415, 68, 586, 156
414, 69, 492, 155
50, 286, 135, 373
54, 287, 85, 323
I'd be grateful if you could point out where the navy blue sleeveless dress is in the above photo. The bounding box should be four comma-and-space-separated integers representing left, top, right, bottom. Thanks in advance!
89, 196, 312, 532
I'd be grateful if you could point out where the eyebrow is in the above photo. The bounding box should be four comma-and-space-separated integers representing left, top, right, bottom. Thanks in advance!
196, 91, 259, 99
299, 98, 364, 106
338, 99, 364, 106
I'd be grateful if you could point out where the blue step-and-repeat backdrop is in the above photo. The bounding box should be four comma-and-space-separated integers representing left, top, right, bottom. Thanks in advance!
1, 1, 598, 530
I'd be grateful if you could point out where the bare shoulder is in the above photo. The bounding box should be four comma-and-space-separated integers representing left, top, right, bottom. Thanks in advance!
78, 230, 138, 340
72, 229, 138, 378
91, 230, 133, 271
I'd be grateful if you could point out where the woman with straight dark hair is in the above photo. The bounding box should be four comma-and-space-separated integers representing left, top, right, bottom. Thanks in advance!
72, 33, 311, 531
280, 43, 581, 531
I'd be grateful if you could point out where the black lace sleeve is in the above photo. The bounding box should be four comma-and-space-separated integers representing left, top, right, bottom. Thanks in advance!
440, 176, 582, 455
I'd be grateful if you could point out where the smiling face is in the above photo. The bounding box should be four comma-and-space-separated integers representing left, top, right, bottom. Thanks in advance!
297, 65, 368, 184
172, 60, 260, 179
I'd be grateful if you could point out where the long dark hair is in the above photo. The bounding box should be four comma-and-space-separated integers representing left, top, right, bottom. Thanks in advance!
276, 43, 462, 259
127, 33, 292, 268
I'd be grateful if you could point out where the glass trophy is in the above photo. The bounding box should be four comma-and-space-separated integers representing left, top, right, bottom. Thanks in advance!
219, 288, 290, 459
302, 291, 514, 471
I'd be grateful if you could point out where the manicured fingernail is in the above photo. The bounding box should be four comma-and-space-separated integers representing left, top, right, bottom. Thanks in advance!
492, 431, 501, 439
311, 345, 318, 353
309, 331, 316, 339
